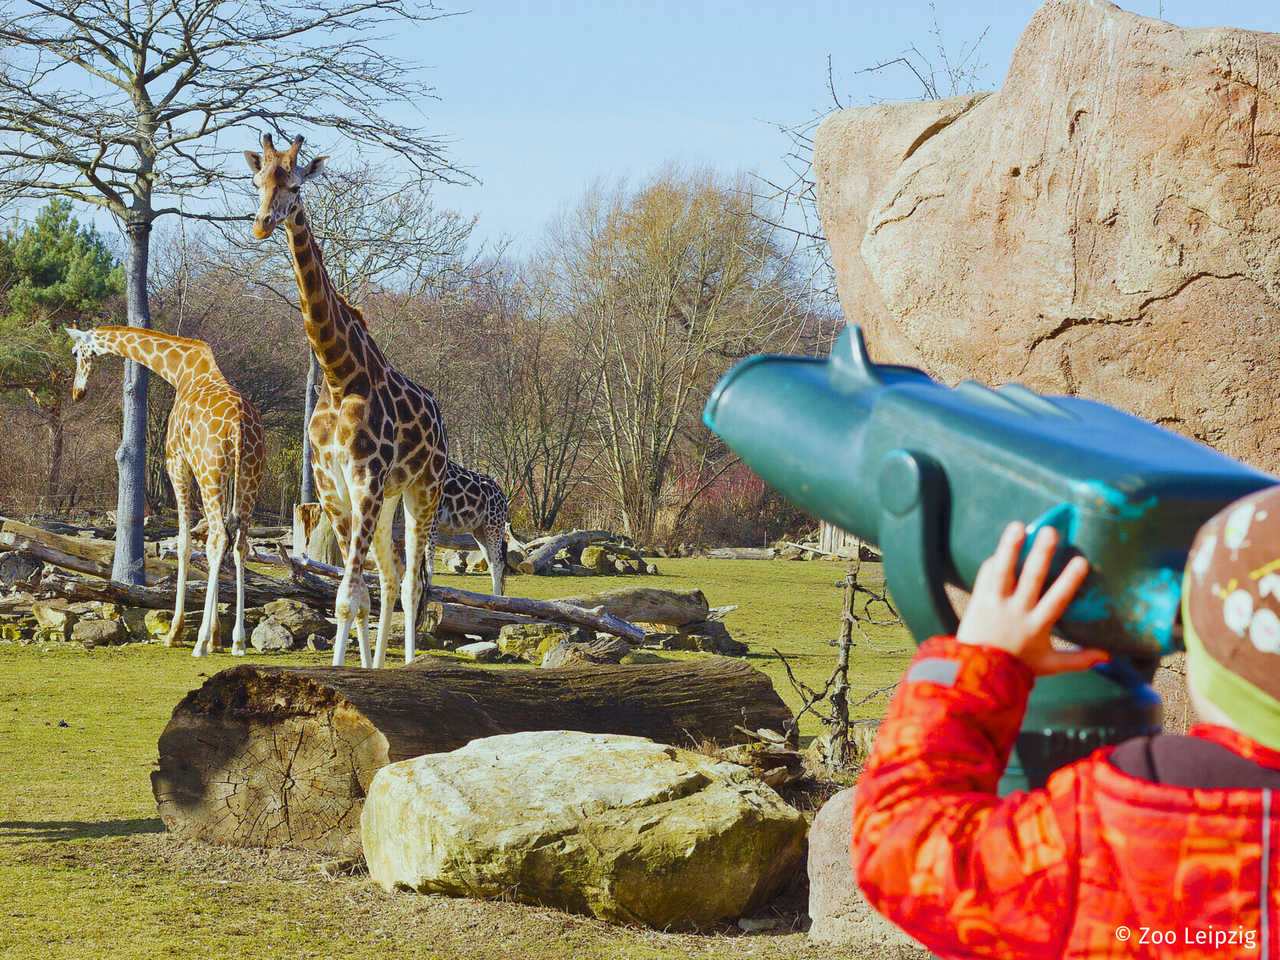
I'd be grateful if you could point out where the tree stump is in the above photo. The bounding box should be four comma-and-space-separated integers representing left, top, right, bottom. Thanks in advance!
152, 657, 794, 856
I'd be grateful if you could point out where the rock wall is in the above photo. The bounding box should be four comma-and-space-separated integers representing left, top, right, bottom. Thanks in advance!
814, 0, 1280, 473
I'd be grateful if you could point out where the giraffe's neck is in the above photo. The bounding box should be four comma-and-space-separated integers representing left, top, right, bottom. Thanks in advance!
91, 327, 218, 391
282, 205, 380, 394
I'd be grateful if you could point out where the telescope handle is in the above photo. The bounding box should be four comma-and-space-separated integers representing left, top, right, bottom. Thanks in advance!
878, 450, 961, 641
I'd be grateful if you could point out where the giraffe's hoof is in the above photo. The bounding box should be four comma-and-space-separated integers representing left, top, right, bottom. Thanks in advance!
191, 647, 208, 658
230, 645, 247, 657
164, 636, 183, 648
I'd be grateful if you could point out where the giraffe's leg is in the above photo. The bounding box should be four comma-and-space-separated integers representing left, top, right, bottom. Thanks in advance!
401, 485, 433, 665
193, 497, 227, 658
166, 458, 195, 648
473, 524, 503, 597
229, 519, 250, 656
368, 492, 404, 669
417, 488, 445, 663
332, 484, 382, 669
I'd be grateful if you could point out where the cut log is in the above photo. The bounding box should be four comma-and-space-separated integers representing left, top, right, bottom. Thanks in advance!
550, 586, 710, 627
516, 530, 615, 575
422, 599, 541, 639
152, 657, 795, 855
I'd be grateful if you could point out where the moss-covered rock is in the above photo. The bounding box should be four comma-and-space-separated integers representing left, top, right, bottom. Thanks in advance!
496, 622, 590, 662
362, 731, 806, 930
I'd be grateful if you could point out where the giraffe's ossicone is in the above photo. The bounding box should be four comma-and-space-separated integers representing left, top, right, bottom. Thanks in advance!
67, 326, 265, 657
245, 133, 449, 668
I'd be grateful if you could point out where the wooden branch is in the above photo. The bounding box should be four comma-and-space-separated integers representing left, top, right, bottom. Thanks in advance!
152, 657, 796, 855
517, 529, 616, 574
0, 516, 170, 581
275, 551, 645, 645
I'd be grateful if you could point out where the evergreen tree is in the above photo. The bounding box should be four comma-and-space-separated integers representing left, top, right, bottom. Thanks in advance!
0, 200, 124, 511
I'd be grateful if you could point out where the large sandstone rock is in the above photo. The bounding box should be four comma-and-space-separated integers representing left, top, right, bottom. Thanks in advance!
362, 730, 806, 930
814, 0, 1280, 473
262, 599, 332, 642
807, 788, 929, 957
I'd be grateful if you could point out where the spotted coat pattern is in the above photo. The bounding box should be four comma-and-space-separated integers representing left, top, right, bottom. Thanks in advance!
246, 134, 448, 668
68, 326, 265, 657
430, 460, 510, 596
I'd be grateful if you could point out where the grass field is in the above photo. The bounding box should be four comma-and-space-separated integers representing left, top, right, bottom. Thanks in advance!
0, 559, 916, 959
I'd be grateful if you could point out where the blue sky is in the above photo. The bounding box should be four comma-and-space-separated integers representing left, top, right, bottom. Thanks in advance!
387, 0, 1280, 253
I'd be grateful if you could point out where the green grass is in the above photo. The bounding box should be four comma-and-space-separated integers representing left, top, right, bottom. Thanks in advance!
0, 559, 915, 959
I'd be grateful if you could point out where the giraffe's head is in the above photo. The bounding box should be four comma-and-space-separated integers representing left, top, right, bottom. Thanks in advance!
65, 327, 105, 402
243, 134, 327, 239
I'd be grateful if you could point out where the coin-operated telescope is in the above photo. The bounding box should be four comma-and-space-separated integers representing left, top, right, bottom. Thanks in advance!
703, 326, 1277, 789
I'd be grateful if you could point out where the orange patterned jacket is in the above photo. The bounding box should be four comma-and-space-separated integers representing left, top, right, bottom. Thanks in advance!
853, 636, 1279, 959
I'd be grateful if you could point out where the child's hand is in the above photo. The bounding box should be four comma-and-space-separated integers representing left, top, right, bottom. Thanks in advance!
956, 521, 1109, 675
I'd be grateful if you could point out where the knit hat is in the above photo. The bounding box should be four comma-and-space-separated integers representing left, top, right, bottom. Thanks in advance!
1183, 485, 1280, 751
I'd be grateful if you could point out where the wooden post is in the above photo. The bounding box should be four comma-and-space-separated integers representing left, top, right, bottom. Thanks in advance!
827, 565, 857, 769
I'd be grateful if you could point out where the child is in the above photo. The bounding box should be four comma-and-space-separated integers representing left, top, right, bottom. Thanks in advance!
854, 487, 1280, 959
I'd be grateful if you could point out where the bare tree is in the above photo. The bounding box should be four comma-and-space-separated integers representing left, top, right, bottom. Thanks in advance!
761, 4, 991, 324
0, 0, 461, 582
549, 167, 806, 542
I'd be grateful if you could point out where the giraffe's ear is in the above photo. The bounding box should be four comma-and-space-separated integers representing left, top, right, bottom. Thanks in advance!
299, 156, 327, 183
65, 326, 90, 346
244, 151, 263, 174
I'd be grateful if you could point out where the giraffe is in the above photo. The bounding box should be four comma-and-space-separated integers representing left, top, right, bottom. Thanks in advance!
430, 460, 510, 596
244, 134, 448, 668
65, 326, 265, 657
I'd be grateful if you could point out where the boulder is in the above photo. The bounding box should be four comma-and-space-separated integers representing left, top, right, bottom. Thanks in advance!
441, 549, 468, 574
497, 622, 591, 661
454, 640, 500, 661
251, 617, 295, 652
305, 633, 332, 652
73, 619, 128, 647
32, 602, 77, 641
580, 544, 612, 575
807, 788, 929, 956
540, 634, 632, 668
651, 621, 748, 656
465, 554, 490, 574
262, 599, 332, 642
362, 731, 806, 929
814, 0, 1280, 474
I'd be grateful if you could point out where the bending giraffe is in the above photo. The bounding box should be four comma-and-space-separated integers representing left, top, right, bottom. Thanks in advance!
66, 326, 265, 657
245, 134, 448, 668
429, 460, 510, 596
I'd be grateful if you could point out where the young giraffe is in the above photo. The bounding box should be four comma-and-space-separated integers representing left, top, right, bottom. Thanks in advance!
245, 134, 448, 668
430, 460, 510, 596
66, 326, 265, 657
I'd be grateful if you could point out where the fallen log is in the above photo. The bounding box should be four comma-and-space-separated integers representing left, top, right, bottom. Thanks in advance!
551, 586, 710, 627
517, 529, 614, 575
422, 599, 541, 639
0, 517, 172, 581
151, 657, 795, 855
705, 547, 778, 560
277, 552, 646, 644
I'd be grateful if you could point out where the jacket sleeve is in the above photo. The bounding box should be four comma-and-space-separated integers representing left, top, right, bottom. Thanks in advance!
852, 636, 1080, 959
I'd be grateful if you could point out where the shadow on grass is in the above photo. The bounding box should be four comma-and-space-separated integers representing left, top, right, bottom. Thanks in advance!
0, 818, 165, 843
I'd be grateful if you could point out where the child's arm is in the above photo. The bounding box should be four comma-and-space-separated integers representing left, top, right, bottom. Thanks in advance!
853, 523, 1107, 958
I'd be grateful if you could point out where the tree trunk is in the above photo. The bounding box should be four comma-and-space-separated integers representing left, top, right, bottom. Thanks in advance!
300, 351, 319, 504
151, 657, 795, 855
113, 219, 151, 585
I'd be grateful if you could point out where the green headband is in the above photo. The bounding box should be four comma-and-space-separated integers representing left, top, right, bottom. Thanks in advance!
1183, 590, 1280, 753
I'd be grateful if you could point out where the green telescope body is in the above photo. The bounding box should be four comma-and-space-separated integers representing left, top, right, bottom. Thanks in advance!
703, 326, 1278, 788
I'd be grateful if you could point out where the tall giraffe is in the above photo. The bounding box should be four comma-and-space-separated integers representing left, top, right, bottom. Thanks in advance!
244, 134, 448, 668
66, 326, 265, 657
430, 460, 510, 596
